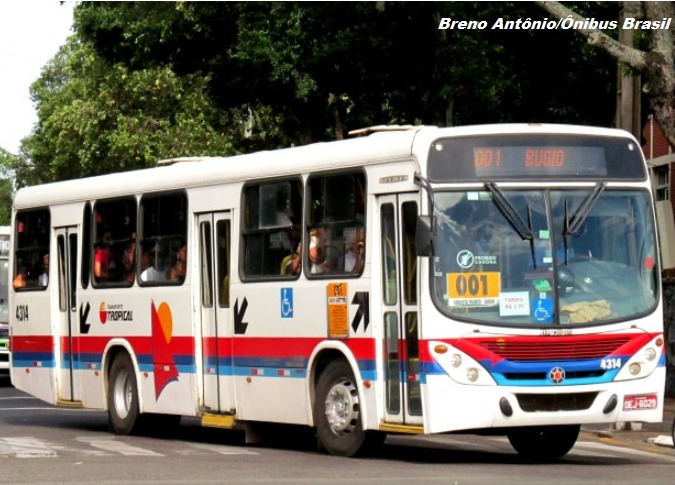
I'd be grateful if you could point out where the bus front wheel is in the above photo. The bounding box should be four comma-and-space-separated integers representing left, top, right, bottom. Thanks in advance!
314, 360, 383, 457
107, 353, 140, 435
507, 424, 580, 461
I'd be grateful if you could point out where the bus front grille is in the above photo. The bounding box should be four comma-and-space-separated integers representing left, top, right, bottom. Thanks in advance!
515, 392, 598, 412
479, 337, 631, 362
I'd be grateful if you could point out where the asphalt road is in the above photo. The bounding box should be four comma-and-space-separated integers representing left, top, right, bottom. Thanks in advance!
2, 375, 675, 485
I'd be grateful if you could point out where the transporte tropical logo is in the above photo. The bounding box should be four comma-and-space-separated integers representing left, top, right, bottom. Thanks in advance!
99, 302, 107, 323
99, 302, 134, 324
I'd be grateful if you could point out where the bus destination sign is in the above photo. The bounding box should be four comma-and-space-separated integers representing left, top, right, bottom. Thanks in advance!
427, 134, 647, 182
472, 146, 607, 178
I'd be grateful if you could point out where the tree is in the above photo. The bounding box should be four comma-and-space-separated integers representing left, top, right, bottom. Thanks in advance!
21, 2, 625, 184
0, 148, 17, 225
73, 2, 617, 144
536, 1, 675, 145
16, 36, 234, 186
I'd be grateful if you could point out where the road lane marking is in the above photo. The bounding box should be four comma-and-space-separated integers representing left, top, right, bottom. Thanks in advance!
186, 442, 259, 455
75, 437, 163, 456
0, 437, 58, 458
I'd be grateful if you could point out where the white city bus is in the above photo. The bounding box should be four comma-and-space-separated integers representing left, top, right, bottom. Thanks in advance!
9, 124, 665, 459
0, 226, 10, 374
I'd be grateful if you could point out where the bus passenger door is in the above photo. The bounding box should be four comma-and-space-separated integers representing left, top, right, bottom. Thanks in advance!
379, 194, 422, 426
197, 212, 235, 414
55, 226, 81, 403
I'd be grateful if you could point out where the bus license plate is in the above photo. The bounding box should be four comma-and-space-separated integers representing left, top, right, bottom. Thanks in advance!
622, 394, 658, 411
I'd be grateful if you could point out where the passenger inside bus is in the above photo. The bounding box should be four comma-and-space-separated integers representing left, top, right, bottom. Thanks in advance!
94, 231, 112, 282
122, 232, 136, 284
38, 253, 49, 287
140, 243, 164, 282
13, 267, 26, 289
341, 227, 365, 273
169, 241, 187, 281
308, 229, 326, 274
282, 239, 302, 276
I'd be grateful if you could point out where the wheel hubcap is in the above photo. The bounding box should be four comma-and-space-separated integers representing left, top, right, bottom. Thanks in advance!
113, 369, 132, 419
324, 378, 359, 436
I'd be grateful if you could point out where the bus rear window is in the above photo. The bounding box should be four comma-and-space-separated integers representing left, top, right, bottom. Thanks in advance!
14, 209, 50, 290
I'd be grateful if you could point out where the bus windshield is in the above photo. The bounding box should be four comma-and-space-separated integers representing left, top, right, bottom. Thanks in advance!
431, 188, 658, 326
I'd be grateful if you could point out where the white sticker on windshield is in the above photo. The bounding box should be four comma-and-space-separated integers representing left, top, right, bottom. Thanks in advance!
499, 291, 530, 316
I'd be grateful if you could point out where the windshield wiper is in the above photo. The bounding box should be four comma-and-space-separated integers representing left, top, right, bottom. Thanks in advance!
485, 182, 537, 267
565, 182, 607, 236
486, 183, 534, 240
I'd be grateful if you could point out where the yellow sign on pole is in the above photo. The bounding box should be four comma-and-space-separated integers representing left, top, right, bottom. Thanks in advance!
327, 282, 348, 338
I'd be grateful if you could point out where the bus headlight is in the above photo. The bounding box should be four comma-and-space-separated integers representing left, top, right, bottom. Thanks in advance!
429, 341, 497, 386
614, 335, 663, 381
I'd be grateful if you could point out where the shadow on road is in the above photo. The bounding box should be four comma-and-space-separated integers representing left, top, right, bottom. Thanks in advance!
0, 374, 11, 388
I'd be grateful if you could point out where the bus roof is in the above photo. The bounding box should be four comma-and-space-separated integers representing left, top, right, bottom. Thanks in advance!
13, 123, 638, 209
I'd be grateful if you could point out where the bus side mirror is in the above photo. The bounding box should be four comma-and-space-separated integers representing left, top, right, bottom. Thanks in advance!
416, 215, 433, 257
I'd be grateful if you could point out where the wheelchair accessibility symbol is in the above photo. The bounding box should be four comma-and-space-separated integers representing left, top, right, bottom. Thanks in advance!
531, 298, 553, 323
281, 288, 294, 318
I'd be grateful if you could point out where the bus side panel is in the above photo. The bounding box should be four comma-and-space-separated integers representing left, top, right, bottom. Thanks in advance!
10, 290, 57, 404
231, 284, 315, 424
230, 278, 377, 427
79, 358, 106, 409
78, 287, 199, 417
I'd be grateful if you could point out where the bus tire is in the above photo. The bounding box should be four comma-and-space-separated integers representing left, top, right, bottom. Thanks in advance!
314, 360, 382, 457
107, 353, 140, 435
507, 424, 580, 461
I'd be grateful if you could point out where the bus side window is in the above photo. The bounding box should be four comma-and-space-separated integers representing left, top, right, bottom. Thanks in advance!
92, 197, 137, 286
217, 220, 231, 307
14, 209, 51, 290
307, 171, 366, 277
140, 192, 187, 285
242, 178, 302, 278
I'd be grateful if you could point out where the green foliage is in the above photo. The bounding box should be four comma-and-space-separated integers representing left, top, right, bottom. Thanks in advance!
17, 1, 627, 186
17, 36, 233, 186
0, 148, 17, 224
74, 2, 618, 141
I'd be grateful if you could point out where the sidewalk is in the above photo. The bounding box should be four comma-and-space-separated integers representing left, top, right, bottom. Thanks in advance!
582, 396, 675, 449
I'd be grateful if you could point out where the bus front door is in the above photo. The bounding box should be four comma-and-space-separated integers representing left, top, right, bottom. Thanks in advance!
55, 226, 81, 403
378, 194, 422, 426
197, 212, 235, 414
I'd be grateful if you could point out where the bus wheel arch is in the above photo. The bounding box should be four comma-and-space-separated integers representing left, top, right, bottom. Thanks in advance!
312, 355, 383, 457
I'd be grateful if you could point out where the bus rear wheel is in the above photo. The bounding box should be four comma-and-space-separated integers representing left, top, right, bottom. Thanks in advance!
314, 360, 383, 457
507, 424, 580, 461
107, 353, 140, 435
